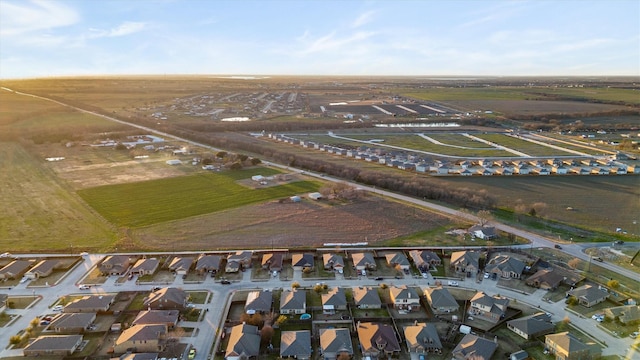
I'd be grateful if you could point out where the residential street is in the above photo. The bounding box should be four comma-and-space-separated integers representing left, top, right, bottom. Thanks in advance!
1, 252, 638, 359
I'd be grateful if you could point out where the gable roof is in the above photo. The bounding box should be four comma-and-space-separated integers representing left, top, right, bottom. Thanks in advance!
507, 312, 554, 336
280, 330, 311, 358
64, 295, 115, 312
262, 253, 284, 269
27, 259, 60, 275
143, 287, 187, 308
132, 310, 180, 326
0, 260, 32, 278
409, 250, 441, 266
322, 287, 347, 307
385, 252, 410, 267
116, 324, 167, 345
168, 257, 194, 272
280, 289, 306, 312
291, 253, 315, 267
320, 328, 353, 354
452, 334, 498, 360
226, 323, 260, 358
49, 313, 96, 330
322, 253, 344, 268
404, 322, 442, 350
195, 254, 221, 271
567, 284, 608, 303
130, 258, 159, 273
470, 292, 509, 315
545, 332, 591, 353
425, 287, 458, 309
526, 269, 564, 288
450, 251, 480, 268
99, 255, 131, 273
352, 252, 376, 267
353, 287, 382, 307
357, 322, 401, 353
389, 285, 419, 302
119, 353, 159, 360
486, 255, 525, 275
24, 335, 83, 352
245, 290, 273, 313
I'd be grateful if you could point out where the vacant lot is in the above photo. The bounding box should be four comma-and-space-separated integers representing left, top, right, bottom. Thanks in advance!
131, 195, 455, 250
0, 142, 116, 252
78, 169, 320, 228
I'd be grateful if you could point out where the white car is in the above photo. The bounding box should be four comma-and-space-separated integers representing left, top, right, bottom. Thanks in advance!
80, 252, 89, 256
78, 284, 90, 290
0, 252, 11, 258
19, 277, 29, 284
421, 273, 429, 279
483, 272, 490, 279
52, 305, 64, 311
447, 280, 459, 287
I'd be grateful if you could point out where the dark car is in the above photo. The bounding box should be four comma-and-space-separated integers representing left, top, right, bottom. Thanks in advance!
220, 280, 231, 285
341, 314, 351, 320
554, 244, 562, 249
374, 276, 384, 281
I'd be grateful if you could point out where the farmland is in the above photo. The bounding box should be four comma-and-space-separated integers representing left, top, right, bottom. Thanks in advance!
78, 169, 320, 227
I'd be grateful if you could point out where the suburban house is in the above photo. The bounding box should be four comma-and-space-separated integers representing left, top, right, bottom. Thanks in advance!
485, 255, 525, 279
526, 269, 565, 290
545, 332, 602, 360
404, 322, 443, 355
99, 255, 131, 276
322, 253, 345, 273
0, 260, 31, 280
353, 286, 382, 309
321, 287, 347, 315
132, 310, 180, 329
119, 353, 159, 360
357, 322, 401, 359
143, 287, 188, 310
424, 287, 459, 314
566, 284, 609, 307
291, 253, 315, 271
384, 252, 410, 271
261, 253, 284, 272
25, 259, 61, 279
468, 225, 498, 240
351, 252, 377, 271
507, 312, 554, 340
195, 254, 221, 274
604, 305, 640, 324
245, 290, 273, 314
280, 330, 312, 360
129, 258, 159, 276
225, 251, 252, 273
114, 324, 167, 354
49, 313, 96, 333
64, 295, 115, 313
450, 251, 480, 276
280, 289, 306, 315
510, 350, 529, 360
409, 250, 441, 273
451, 334, 498, 360
319, 328, 353, 360
168, 256, 194, 276
225, 323, 260, 360
389, 285, 420, 312
23, 335, 83, 357
469, 292, 509, 323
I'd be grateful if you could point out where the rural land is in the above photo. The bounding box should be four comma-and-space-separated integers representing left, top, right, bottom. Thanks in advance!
0, 76, 639, 360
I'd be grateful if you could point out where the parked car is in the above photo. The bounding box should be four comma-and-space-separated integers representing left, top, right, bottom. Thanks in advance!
78, 284, 90, 290
374, 277, 384, 281
421, 273, 429, 279
554, 244, 562, 249
592, 257, 603, 262
483, 272, 490, 279
447, 280, 459, 287
39, 320, 50, 326
19, 277, 29, 284
52, 305, 64, 311
188, 348, 196, 359
220, 280, 231, 285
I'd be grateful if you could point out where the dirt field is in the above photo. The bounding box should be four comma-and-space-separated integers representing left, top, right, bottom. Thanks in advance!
446, 100, 627, 116
131, 195, 454, 250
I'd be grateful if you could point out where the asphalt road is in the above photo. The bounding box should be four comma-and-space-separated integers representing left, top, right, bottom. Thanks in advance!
1, 254, 638, 359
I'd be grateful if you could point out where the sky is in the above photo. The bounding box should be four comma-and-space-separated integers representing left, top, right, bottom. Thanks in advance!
1, 0, 639, 78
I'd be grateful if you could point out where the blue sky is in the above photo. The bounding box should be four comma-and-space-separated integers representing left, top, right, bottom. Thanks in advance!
1, 0, 638, 78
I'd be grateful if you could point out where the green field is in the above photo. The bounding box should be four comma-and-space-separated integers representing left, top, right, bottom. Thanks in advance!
474, 133, 576, 156
426, 133, 496, 148
78, 169, 321, 227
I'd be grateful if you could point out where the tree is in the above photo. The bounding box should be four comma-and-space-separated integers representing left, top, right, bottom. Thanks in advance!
313, 284, 324, 293
9, 335, 21, 345
531, 202, 548, 217
240, 313, 263, 327
607, 279, 619, 289
261, 325, 274, 346
216, 151, 227, 159
567, 258, 580, 269
477, 209, 493, 226
291, 282, 300, 289
275, 315, 288, 327
337, 352, 352, 360
251, 157, 261, 165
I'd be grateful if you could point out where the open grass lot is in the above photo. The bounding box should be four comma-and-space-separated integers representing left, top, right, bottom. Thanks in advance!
442, 175, 640, 234
0, 142, 116, 252
78, 168, 319, 227
475, 133, 576, 156
345, 133, 513, 157
131, 195, 458, 250
426, 133, 496, 148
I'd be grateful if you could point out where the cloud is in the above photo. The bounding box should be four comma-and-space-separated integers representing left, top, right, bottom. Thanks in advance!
352, 10, 376, 28
87, 22, 148, 39
295, 30, 377, 56
0, 0, 79, 36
